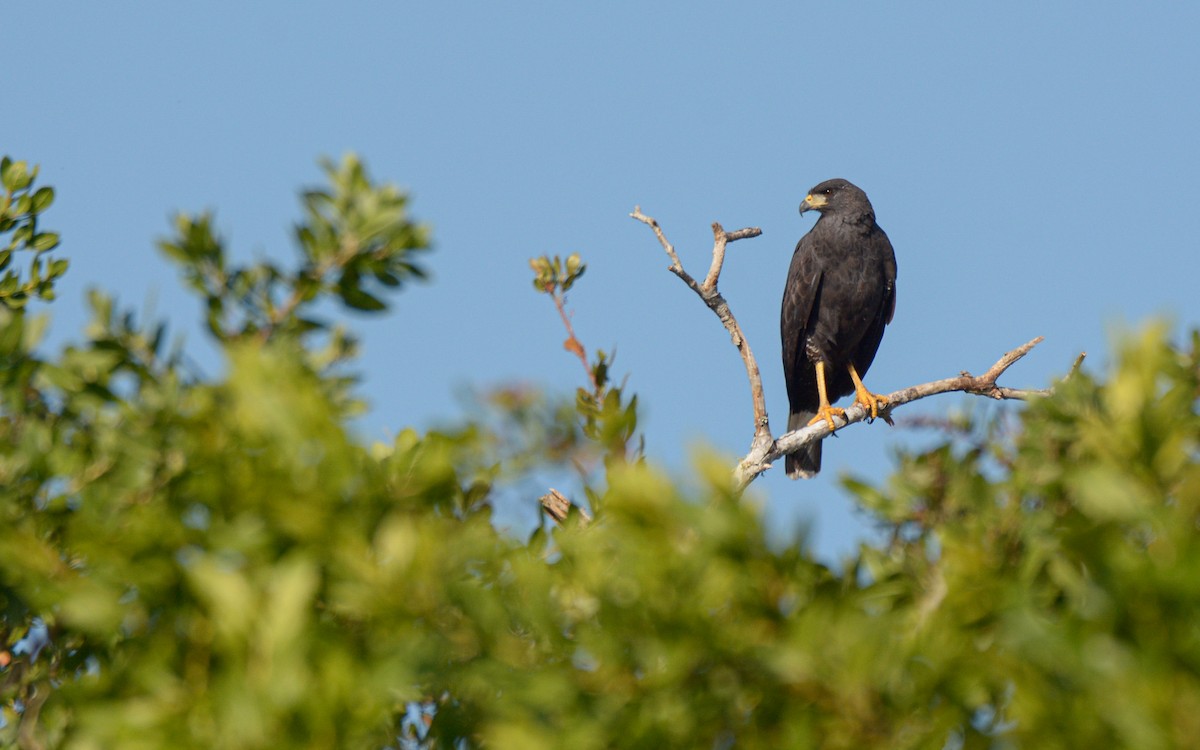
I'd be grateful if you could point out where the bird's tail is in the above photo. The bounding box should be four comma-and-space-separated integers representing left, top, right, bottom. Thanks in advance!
785, 410, 821, 479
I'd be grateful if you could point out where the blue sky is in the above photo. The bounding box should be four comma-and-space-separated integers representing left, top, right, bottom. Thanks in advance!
8, 3, 1200, 560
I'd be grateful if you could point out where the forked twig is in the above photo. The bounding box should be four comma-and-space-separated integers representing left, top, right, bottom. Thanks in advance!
630, 207, 772, 455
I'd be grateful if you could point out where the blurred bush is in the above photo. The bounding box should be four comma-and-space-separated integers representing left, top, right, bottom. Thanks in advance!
1, 156, 1198, 749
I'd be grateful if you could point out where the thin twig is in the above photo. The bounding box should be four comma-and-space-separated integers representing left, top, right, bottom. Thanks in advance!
1069, 351, 1087, 376
548, 290, 598, 393
631, 206, 687, 277
701, 223, 764, 293
630, 208, 771, 452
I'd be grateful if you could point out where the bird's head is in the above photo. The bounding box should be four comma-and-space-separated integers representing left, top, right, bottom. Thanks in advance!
799, 178, 873, 218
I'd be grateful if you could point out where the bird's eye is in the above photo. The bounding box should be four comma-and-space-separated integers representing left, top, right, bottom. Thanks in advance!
821, 188, 834, 195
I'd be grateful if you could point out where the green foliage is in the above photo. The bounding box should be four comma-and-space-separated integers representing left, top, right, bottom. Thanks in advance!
843, 324, 1200, 749
529, 253, 586, 294
2, 155, 1199, 748
159, 153, 430, 347
529, 252, 642, 490
0, 158, 66, 308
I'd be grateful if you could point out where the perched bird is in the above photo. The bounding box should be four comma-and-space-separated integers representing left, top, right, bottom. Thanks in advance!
781, 178, 897, 478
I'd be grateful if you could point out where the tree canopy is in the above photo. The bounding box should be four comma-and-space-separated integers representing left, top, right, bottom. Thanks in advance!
1, 156, 1198, 749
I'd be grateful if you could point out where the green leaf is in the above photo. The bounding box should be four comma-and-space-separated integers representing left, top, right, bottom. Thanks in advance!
12, 223, 32, 246
31, 231, 60, 251
1, 160, 32, 192
397, 261, 427, 280
31, 186, 55, 213
339, 286, 387, 312
372, 269, 402, 287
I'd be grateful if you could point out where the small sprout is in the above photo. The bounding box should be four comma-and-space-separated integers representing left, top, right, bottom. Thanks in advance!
529, 253, 587, 295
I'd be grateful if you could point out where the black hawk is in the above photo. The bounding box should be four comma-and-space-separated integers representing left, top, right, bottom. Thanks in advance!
781, 178, 897, 478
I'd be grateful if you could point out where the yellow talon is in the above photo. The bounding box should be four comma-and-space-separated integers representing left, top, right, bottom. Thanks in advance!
807, 405, 846, 431
805, 360, 888, 432
848, 363, 888, 420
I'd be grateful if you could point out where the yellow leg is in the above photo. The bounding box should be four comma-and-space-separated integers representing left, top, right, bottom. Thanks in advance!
847, 363, 889, 420
806, 360, 846, 430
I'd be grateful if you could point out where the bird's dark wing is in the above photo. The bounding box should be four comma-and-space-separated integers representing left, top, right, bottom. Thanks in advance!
881, 235, 897, 325
848, 228, 898, 378
781, 235, 827, 478
780, 237, 823, 410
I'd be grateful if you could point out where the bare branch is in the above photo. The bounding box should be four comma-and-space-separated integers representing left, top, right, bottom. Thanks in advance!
702, 222, 729, 293
540, 488, 591, 527
734, 338, 1062, 490
631, 208, 772, 452
723, 227, 766, 243
631, 206, 689, 280
702, 222, 763, 292
1069, 351, 1087, 376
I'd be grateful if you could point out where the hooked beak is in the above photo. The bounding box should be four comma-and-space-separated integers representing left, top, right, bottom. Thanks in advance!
799, 193, 827, 215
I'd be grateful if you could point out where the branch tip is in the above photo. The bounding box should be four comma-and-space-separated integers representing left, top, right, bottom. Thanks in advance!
540, 488, 591, 527
1070, 352, 1087, 375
